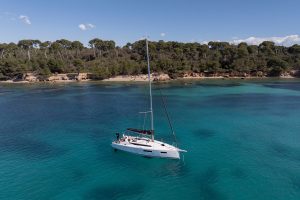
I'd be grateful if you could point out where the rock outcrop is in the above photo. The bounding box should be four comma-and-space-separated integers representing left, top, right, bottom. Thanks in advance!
47, 74, 69, 82
23, 73, 38, 82
290, 70, 300, 77
153, 73, 171, 81
75, 73, 88, 81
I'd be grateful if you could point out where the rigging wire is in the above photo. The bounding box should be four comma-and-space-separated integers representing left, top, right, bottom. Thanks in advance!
159, 89, 178, 147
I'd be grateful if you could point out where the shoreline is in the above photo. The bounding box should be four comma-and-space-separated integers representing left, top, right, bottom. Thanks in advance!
0, 79, 92, 84
0, 74, 298, 84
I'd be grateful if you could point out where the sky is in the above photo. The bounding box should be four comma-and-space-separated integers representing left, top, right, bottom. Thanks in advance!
0, 0, 300, 46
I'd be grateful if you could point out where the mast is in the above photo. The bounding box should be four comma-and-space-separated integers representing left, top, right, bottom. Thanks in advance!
146, 38, 154, 141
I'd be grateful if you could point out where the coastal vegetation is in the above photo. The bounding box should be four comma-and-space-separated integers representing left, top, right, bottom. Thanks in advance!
1, 39, 300, 81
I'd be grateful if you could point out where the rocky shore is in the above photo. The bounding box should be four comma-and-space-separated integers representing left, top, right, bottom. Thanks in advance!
0, 73, 91, 83
1, 70, 299, 84
103, 73, 171, 82
103, 71, 300, 82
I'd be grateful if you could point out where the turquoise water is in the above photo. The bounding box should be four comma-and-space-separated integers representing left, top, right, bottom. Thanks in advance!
0, 79, 300, 200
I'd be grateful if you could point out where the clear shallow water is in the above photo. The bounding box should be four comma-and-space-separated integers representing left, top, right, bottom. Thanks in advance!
0, 79, 300, 200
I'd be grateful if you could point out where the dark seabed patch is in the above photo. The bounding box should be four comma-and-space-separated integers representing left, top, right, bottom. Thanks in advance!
199, 184, 227, 200
198, 167, 219, 184
270, 143, 290, 158
85, 183, 144, 200
153, 81, 241, 91
230, 167, 248, 179
262, 82, 300, 91
195, 82, 242, 88
194, 129, 216, 139
269, 143, 300, 162
198, 94, 300, 112
195, 167, 227, 200
0, 136, 66, 159
188, 93, 274, 108
71, 169, 87, 182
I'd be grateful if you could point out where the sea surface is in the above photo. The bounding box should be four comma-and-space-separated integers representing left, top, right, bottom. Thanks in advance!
0, 79, 300, 200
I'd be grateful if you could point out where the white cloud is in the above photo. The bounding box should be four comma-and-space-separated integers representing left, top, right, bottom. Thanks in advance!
231, 35, 300, 46
78, 23, 95, 31
19, 15, 31, 25
78, 24, 86, 30
160, 32, 166, 37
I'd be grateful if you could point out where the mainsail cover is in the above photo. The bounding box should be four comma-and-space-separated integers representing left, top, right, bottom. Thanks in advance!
127, 128, 153, 135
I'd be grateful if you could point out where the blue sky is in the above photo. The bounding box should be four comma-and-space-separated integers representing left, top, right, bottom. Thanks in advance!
0, 0, 300, 46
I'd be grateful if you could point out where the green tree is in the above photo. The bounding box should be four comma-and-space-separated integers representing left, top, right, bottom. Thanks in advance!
47, 59, 64, 73
71, 41, 84, 57
18, 40, 34, 60
40, 41, 51, 58
267, 58, 289, 76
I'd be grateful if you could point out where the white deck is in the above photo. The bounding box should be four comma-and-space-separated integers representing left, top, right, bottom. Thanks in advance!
112, 135, 185, 159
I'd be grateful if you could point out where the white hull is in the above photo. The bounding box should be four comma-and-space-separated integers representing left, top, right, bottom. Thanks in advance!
112, 135, 184, 159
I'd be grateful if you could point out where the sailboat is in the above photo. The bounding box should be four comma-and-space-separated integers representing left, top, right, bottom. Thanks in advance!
111, 38, 187, 159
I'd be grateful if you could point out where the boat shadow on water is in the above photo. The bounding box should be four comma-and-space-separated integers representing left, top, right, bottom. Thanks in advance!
112, 148, 188, 177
